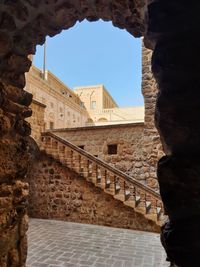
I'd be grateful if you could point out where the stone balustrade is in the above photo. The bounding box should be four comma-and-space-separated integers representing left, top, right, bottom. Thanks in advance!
41, 132, 164, 226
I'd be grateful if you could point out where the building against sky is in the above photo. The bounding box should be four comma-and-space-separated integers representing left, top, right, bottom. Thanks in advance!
74, 85, 144, 125
25, 66, 90, 131
33, 20, 143, 107
74, 84, 118, 110
25, 64, 144, 134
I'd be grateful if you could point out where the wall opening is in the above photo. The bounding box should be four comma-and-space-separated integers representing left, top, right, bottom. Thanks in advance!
28, 20, 144, 129
108, 144, 118, 155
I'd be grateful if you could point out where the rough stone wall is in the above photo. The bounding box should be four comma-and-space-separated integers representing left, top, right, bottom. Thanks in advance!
147, 1, 200, 266
0, 1, 147, 265
53, 123, 146, 177
52, 44, 164, 191
0, 0, 199, 266
27, 153, 160, 233
27, 99, 46, 144
141, 44, 164, 189
25, 66, 90, 129
0, 78, 32, 265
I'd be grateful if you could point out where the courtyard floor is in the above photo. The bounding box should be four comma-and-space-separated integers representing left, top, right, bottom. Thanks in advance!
27, 219, 169, 267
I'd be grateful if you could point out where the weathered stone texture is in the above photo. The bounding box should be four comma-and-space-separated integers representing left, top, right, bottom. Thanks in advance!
1, 0, 199, 266
53, 121, 162, 191
27, 153, 160, 233
0, 1, 148, 265
147, 1, 200, 266
141, 45, 164, 189
0, 95, 30, 266
51, 45, 163, 191
26, 99, 46, 145
0, 0, 159, 266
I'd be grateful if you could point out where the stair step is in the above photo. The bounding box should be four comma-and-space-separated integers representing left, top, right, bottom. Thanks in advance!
104, 188, 114, 195
144, 213, 158, 222
43, 134, 164, 226
114, 194, 125, 201
135, 206, 146, 214
135, 196, 141, 206
124, 200, 136, 208
146, 201, 151, 213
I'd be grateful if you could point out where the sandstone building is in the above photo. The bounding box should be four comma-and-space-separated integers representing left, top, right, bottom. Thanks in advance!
0, 1, 198, 267
75, 84, 118, 111
75, 84, 144, 125
25, 65, 90, 132
26, 68, 145, 139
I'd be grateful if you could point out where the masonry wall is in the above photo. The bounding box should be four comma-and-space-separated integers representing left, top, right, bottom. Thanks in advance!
141, 45, 164, 190
27, 153, 160, 233
53, 123, 144, 174
53, 120, 162, 190
27, 99, 46, 144
25, 66, 89, 130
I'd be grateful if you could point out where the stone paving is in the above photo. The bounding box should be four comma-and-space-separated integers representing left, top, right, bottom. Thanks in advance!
27, 219, 169, 267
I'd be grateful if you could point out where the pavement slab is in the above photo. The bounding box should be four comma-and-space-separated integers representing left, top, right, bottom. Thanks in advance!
27, 219, 169, 267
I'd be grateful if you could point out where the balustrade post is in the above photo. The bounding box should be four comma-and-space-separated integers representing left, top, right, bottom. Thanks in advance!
91, 162, 98, 184
105, 173, 115, 195
99, 169, 107, 189
114, 177, 126, 201
146, 195, 158, 221
71, 150, 76, 170
157, 200, 164, 221
96, 167, 102, 185
87, 161, 93, 182
124, 183, 136, 208
73, 152, 81, 173
81, 157, 89, 178
135, 188, 146, 213
58, 144, 65, 163
44, 137, 53, 154
65, 149, 73, 168
51, 140, 59, 159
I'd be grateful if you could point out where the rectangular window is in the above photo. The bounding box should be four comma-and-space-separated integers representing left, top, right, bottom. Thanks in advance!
108, 144, 117, 155
91, 101, 96, 109
49, 121, 54, 130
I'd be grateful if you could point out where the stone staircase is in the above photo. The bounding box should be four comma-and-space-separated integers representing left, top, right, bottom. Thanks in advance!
41, 132, 165, 226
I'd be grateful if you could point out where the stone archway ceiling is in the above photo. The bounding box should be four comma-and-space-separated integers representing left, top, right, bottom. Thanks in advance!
0, 0, 147, 89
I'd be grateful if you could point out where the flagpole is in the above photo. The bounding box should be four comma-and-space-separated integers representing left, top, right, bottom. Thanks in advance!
43, 40, 46, 80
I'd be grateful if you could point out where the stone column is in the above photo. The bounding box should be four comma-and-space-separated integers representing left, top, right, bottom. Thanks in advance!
147, 1, 200, 266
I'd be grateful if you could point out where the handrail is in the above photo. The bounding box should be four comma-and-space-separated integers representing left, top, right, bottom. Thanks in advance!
42, 131, 161, 201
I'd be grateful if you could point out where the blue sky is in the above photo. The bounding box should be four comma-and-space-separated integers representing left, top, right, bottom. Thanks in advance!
33, 20, 143, 107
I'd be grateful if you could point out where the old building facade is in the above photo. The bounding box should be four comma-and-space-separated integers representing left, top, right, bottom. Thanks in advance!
25, 66, 90, 130
75, 84, 144, 125
0, 1, 198, 267
74, 84, 118, 112
26, 67, 145, 133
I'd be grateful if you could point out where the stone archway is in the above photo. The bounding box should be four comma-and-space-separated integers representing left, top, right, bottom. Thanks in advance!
0, 1, 200, 267
0, 2, 148, 266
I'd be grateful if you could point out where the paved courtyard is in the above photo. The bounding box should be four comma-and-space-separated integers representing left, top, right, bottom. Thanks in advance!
27, 219, 169, 267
